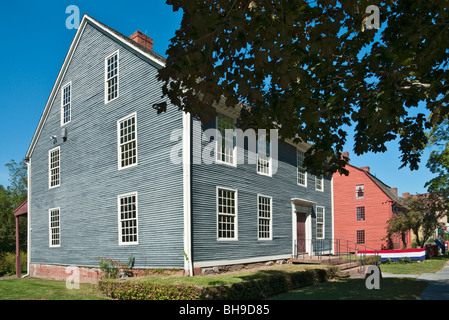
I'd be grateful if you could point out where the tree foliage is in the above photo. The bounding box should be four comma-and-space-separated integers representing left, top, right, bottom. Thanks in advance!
425, 118, 449, 205
155, 0, 449, 175
386, 193, 447, 248
0, 160, 27, 253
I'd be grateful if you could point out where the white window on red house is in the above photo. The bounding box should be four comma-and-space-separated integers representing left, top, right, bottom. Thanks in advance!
356, 184, 364, 199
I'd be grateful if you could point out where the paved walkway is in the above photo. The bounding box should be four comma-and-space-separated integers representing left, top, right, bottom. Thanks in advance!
382, 260, 449, 300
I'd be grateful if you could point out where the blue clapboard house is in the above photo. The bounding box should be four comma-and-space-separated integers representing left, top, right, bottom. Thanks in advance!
24, 15, 334, 278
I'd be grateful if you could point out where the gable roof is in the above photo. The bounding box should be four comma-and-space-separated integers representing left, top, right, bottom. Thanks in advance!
347, 163, 409, 209
25, 15, 166, 159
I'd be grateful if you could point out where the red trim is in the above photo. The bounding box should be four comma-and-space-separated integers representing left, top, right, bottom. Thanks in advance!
359, 248, 426, 254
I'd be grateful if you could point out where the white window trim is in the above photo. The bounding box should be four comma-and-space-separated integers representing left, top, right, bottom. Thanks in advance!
105, 50, 119, 104
117, 112, 138, 170
257, 194, 273, 241
215, 114, 237, 167
117, 192, 139, 246
315, 176, 324, 192
60, 81, 71, 126
316, 206, 325, 240
49, 207, 61, 248
48, 146, 60, 189
297, 149, 307, 187
256, 135, 272, 177
216, 186, 238, 241
356, 184, 365, 199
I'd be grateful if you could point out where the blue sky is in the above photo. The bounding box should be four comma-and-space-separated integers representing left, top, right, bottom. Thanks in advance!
0, 1, 435, 196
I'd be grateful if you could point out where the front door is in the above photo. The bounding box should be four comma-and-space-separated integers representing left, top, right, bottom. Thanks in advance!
296, 212, 306, 254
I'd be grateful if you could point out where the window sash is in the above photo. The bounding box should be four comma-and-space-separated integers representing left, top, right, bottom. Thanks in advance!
357, 206, 365, 221
49, 208, 60, 247
257, 134, 271, 175
315, 176, 324, 191
49, 147, 60, 188
61, 83, 71, 125
297, 150, 307, 186
105, 51, 119, 102
316, 206, 325, 239
356, 185, 364, 199
217, 187, 237, 240
357, 230, 365, 244
118, 193, 138, 245
258, 195, 272, 240
118, 113, 137, 169
216, 114, 236, 165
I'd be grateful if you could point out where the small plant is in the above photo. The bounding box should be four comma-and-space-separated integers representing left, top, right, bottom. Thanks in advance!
98, 255, 135, 279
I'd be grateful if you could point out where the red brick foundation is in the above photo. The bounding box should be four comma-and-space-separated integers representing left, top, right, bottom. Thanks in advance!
30, 264, 103, 284
29, 264, 186, 283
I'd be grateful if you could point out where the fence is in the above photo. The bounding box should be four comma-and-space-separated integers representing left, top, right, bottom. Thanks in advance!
294, 238, 380, 273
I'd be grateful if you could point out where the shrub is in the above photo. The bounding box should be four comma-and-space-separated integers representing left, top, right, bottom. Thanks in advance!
98, 266, 339, 300
0, 252, 27, 276
98, 255, 135, 279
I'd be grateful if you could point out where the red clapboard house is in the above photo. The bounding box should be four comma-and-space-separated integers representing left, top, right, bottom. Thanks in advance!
333, 152, 411, 251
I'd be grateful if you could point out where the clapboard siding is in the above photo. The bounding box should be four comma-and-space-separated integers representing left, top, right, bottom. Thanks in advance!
191, 119, 333, 264
29, 22, 184, 269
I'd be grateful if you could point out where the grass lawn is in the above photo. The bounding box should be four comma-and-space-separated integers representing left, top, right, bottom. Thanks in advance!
1, 256, 447, 300
379, 255, 449, 274
126, 264, 329, 287
0, 278, 110, 300
268, 277, 428, 300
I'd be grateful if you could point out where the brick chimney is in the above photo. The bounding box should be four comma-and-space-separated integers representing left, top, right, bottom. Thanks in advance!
391, 187, 398, 195
129, 31, 153, 51
360, 166, 370, 173
341, 152, 349, 161
402, 192, 410, 198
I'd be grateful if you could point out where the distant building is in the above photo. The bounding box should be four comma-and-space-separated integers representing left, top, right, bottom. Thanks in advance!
333, 152, 411, 251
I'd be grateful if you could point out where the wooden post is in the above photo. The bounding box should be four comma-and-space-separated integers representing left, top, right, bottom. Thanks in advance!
15, 216, 21, 278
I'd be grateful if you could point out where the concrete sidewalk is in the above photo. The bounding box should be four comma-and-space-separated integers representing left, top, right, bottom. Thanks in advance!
382, 260, 449, 300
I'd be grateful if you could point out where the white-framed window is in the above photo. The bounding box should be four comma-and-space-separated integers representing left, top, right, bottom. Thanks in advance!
257, 133, 271, 176
61, 82, 71, 125
258, 195, 272, 240
316, 206, 325, 239
356, 184, 365, 199
49, 146, 60, 189
118, 192, 138, 245
49, 207, 61, 247
216, 113, 236, 166
297, 150, 307, 187
217, 187, 238, 240
105, 50, 119, 103
315, 176, 324, 191
117, 113, 137, 169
